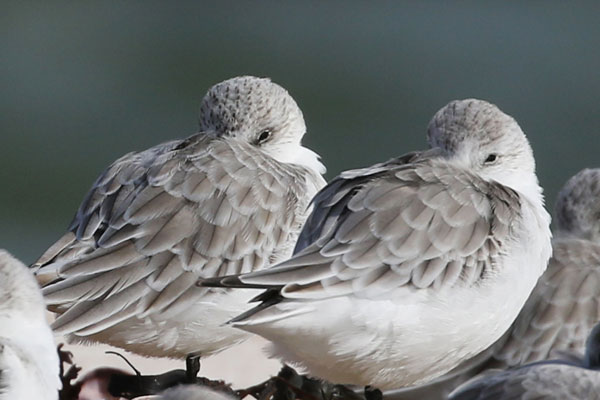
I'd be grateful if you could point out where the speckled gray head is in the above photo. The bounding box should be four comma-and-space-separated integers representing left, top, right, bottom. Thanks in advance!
554, 168, 600, 240
427, 99, 535, 175
198, 76, 323, 173
199, 76, 305, 142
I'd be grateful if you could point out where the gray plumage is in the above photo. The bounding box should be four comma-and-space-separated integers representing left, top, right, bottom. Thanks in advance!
241, 148, 519, 296
33, 76, 326, 358
208, 99, 552, 389
387, 168, 600, 399
448, 322, 600, 400
554, 168, 600, 240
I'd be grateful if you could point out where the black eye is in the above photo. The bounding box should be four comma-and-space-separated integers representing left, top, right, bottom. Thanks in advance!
256, 129, 271, 145
484, 154, 497, 164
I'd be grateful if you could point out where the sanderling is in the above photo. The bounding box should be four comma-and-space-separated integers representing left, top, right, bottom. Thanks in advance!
204, 99, 552, 389
34, 76, 326, 361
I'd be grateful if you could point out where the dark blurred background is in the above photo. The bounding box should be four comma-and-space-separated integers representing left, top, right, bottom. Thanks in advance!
2, 1, 600, 263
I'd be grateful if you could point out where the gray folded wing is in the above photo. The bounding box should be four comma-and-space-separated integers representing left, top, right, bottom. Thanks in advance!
448, 363, 600, 400
35, 133, 315, 335
491, 237, 600, 367
236, 152, 522, 306
293, 151, 422, 253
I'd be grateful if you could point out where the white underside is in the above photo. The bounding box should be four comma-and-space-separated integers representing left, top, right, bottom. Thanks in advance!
234, 204, 551, 390
68, 289, 259, 358
0, 316, 61, 400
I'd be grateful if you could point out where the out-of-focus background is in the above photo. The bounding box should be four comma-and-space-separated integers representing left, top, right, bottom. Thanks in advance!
2, 0, 600, 389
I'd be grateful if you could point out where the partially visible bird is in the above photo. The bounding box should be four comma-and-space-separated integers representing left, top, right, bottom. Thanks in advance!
387, 168, 600, 399
493, 167, 600, 365
0, 249, 61, 400
448, 321, 600, 400
33, 76, 326, 360
153, 385, 238, 400
202, 99, 552, 390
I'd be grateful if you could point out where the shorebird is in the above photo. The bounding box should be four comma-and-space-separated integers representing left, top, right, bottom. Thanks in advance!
33, 76, 326, 367
203, 99, 552, 390
0, 250, 61, 400
448, 321, 600, 399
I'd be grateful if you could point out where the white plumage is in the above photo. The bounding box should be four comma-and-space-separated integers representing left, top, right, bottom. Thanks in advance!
0, 250, 61, 400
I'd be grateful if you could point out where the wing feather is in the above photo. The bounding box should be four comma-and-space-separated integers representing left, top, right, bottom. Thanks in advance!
491, 237, 600, 367
35, 134, 322, 336
236, 153, 521, 307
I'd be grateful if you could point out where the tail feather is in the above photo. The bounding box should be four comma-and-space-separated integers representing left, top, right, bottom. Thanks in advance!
229, 289, 283, 323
